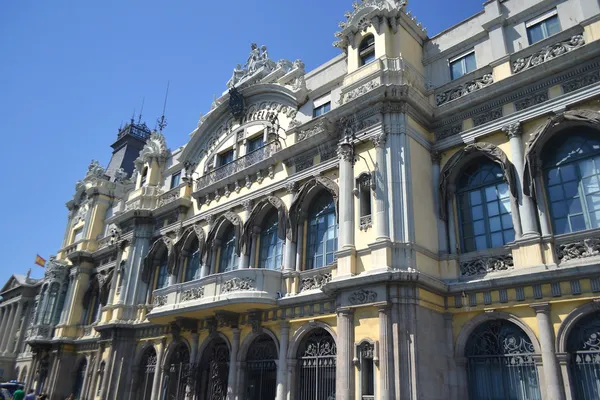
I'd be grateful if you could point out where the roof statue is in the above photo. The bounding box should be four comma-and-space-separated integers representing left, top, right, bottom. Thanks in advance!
227, 43, 277, 89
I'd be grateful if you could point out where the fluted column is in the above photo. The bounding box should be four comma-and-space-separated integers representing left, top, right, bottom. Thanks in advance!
378, 306, 393, 400
336, 309, 355, 400
432, 152, 448, 253
1, 304, 15, 353
372, 132, 390, 241
150, 339, 166, 400
227, 328, 240, 400
338, 139, 355, 249
248, 228, 260, 269
531, 303, 565, 400
276, 322, 290, 400
7, 301, 23, 355
503, 123, 540, 238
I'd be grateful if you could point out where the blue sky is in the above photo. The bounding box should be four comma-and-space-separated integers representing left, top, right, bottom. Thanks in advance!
0, 0, 483, 285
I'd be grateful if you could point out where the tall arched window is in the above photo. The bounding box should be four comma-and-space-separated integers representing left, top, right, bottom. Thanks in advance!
42, 283, 60, 325
73, 358, 87, 399
137, 347, 157, 400
543, 133, 600, 234
457, 161, 514, 252
197, 338, 229, 400
185, 249, 201, 282
567, 310, 600, 400
359, 34, 375, 66
155, 261, 168, 290
83, 288, 101, 326
296, 328, 336, 400
219, 226, 238, 272
306, 195, 337, 270
466, 320, 541, 400
258, 211, 284, 270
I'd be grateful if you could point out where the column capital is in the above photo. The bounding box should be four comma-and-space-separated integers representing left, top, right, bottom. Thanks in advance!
242, 199, 254, 213
430, 151, 441, 164
279, 321, 291, 330
285, 181, 299, 195
370, 132, 387, 148
336, 308, 354, 317
530, 302, 551, 314
377, 304, 391, 313
502, 122, 522, 139
337, 140, 355, 163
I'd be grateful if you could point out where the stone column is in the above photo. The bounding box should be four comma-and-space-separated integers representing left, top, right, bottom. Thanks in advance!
531, 303, 565, 400
0, 307, 7, 342
283, 238, 296, 272
443, 313, 458, 400
240, 200, 254, 269
534, 175, 552, 237
432, 152, 448, 253
210, 242, 220, 275
248, 228, 260, 269
372, 132, 390, 241
150, 339, 166, 400
378, 306, 393, 400
336, 309, 355, 400
59, 273, 76, 324
7, 301, 23, 355
338, 139, 355, 250
276, 322, 290, 400
295, 223, 304, 272
503, 123, 540, 238
1, 304, 15, 353
107, 262, 120, 306
227, 328, 240, 400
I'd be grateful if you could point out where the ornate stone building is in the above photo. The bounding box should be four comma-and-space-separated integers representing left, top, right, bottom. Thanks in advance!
1, 0, 600, 399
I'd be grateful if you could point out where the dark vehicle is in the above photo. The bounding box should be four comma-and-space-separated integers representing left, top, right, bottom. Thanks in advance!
0, 382, 25, 399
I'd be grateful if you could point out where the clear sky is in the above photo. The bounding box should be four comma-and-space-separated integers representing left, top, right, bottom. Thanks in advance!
0, 0, 483, 285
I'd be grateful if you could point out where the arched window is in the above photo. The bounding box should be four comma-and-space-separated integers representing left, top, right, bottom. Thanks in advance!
84, 288, 101, 326
155, 261, 168, 290
306, 195, 337, 270
137, 346, 157, 400
42, 283, 60, 325
457, 161, 514, 252
567, 310, 600, 400
543, 133, 600, 234
359, 34, 375, 66
185, 249, 201, 282
197, 338, 229, 400
219, 226, 238, 273
258, 211, 284, 270
73, 358, 87, 399
245, 334, 278, 400
164, 343, 190, 400
296, 328, 336, 400
465, 320, 541, 400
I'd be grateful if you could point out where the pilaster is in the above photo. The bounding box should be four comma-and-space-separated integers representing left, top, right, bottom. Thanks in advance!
227, 328, 241, 400
275, 322, 290, 400
378, 305, 394, 400
336, 309, 355, 400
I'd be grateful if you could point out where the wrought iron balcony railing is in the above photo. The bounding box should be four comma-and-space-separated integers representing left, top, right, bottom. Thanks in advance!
195, 142, 279, 191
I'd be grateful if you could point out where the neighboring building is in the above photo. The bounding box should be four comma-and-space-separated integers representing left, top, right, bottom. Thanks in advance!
1, 0, 600, 399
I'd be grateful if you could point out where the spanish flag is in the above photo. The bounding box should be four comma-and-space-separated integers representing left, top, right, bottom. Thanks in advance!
34, 255, 46, 267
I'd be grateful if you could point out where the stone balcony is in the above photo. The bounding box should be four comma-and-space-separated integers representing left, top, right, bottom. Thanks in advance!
147, 268, 283, 324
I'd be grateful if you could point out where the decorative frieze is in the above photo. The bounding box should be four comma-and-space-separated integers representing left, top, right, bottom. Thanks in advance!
359, 215, 372, 231
435, 124, 462, 140
300, 272, 332, 292
460, 254, 514, 277
514, 91, 548, 111
156, 190, 180, 209
513, 34, 585, 73
562, 69, 600, 94
472, 108, 502, 127
297, 119, 328, 142
349, 289, 377, 305
221, 277, 255, 293
435, 74, 494, 106
557, 238, 600, 263
181, 287, 204, 302
153, 295, 167, 307
341, 80, 380, 104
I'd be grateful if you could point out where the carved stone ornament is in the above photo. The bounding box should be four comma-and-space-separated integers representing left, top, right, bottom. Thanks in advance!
435, 74, 494, 106
300, 272, 332, 292
502, 122, 522, 139
460, 254, 514, 277
557, 238, 600, 263
181, 287, 205, 302
297, 119, 328, 142
473, 108, 503, 127
513, 34, 585, 73
245, 175, 252, 189
338, 141, 355, 162
154, 295, 168, 307
86, 160, 106, 179
134, 131, 169, 172
359, 215, 372, 231
113, 167, 129, 183
221, 277, 255, 293
562, 69, 600, 94
349, 289, 377, 305
370, 132, 387, 148
242, 199, 254, 212
341, 80, 380, 104
285, 181, 299, 194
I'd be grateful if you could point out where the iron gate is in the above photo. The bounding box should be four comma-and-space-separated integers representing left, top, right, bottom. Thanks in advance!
197, 341, 229, 400
568, 310, 600, 400
138, 349, 156, 400
245, 335, 277, 400
164, 344, 190, 400
297, 328, 336, 400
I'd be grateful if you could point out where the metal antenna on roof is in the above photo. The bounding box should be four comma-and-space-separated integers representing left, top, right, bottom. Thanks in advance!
157, 81, 170, 132
138, 97, 145, 124
131, 108, 136, 123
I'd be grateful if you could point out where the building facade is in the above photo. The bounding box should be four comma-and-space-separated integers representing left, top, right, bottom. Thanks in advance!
1, 0, 600, 399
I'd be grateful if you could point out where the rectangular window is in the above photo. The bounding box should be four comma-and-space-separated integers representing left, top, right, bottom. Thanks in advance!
313, 93, 332, 117
526, 9, 560, 44
170, 171, 181, 189
73, 227, 83, 243
449, 51, 476, 80
218, 149, 234, 166
247, 135, 264, 152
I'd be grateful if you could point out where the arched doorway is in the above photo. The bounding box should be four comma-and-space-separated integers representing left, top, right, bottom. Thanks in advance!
137, 346, 157, 400
196, 338, 229, 400
567, 310, 600, 399
19, 366, 27, 384
245, 334, 277, 400
163, 343, 190, 400
296, 328, 336, 400
465, 319, 541, 400
72, 358, 87, 399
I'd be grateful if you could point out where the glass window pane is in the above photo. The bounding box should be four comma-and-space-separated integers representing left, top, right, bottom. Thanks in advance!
475, 236, 487, 251
554, 218, 569, 234
473, 220, 486, 235
570, 214, 586, 232
548, 185, 564, 201
547, 168, 560, 186
497, 183, 510, 199
470, 191, 482, 205
472, 205, 484, 220
560, 165, 577, 182
490, 232, 503, 248
590, 211, 600, 228
545, 15, 561, 36
527, 24, 544, 44
583, 176, 600, 195
501, 214, 513, 229
489, 216, 501, 232
450, 61, 464, 80
579, 159, 597, 177
587, 194, 600, 211
465, 53, 476, 74
567, 198, 583, 215
485, 186, 498, 201
464, 238, 476, 253
503, 230, 515, 243
551, 201, 567, 218
487, 201, 500, 217
563, 182, 579, 199
500, 199, 511, 214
